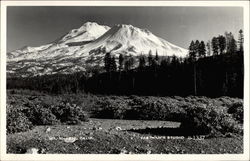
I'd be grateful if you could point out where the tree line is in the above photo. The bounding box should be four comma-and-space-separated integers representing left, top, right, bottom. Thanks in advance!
7, 30, 244, 98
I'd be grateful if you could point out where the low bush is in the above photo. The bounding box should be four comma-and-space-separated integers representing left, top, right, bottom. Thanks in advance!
126, 96, 185, 121
7, 92, 243, 136
91, 95, 243, 136
7, 94, 90, 134
180, 103, 242, 136
216, 96, 238, 107
7, 105, 33, 134
50, 103, 89, 125
92, 97, 128, 119
228, 101, 243, 123
25, 105, 60, 125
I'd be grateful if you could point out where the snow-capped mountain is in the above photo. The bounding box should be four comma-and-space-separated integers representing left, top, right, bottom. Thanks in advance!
82, 24, 188, 57
57, 22, 110, 44
7, 22, 110, 60
7, 22, 188, 77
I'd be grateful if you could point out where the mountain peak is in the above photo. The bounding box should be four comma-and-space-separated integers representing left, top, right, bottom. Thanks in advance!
113, 24, 152, 36
80, 22, 99, 28
83, 21, 98, 25
115, 24, 133, 28
58, 22, 110, 44
80, 22, 110, 30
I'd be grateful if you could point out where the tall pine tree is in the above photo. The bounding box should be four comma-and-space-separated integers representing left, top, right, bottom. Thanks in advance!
225, 32, 237, 54
238, 29, 244, 53
218, 35, 226, 54
138, 55, 146, 70
118, 54, 124, 71
148, 50, 153, 66
206, 41, 211, 56
189, 40, 196, 62
194, 40, 200, 58
229, 36, 237, 54
104, 52, 111, 72
188, 40, 197, 95
110, 56, 117, 72
155, 50, 159, 63
198, 41, 206, 58
212, 37, 219, 55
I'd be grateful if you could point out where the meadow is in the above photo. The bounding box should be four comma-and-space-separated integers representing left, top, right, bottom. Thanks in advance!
7, 89, 243, 154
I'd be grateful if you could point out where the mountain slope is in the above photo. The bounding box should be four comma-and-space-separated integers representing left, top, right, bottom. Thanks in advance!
57, 22, 110, 44
79, 24, 188, 57
7, 22, 188, 77
7, 22, 110, 61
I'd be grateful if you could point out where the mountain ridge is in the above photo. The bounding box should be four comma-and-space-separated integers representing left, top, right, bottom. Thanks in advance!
7, 22, 189, 77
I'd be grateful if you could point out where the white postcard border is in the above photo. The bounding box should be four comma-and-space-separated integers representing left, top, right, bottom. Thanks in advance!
1, 1, 249, 161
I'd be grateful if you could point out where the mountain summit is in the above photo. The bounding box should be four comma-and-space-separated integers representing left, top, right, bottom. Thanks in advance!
57, 22, 110, 44
7, 22, 188, 77
7, 22, 110, 60
80, 24, 188, 57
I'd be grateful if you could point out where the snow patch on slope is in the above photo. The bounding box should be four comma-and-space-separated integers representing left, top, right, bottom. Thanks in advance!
75, 24, 188, 57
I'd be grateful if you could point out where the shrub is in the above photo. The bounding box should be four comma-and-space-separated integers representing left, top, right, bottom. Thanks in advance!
7, 92, 243, 136
92, 97, 128, 119
7, 106, 33, 134
126, 96, 149, 119
180, 103, 211, 135
25, 105, 60, 125
228, 101, 243, 123
51, 103, 89, 125
180, 103, 242, 136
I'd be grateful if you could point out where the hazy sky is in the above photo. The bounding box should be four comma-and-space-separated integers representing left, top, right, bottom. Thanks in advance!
7, 6, 243, 52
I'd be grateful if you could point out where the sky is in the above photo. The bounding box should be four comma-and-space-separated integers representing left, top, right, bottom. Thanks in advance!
7, 6, 243, 52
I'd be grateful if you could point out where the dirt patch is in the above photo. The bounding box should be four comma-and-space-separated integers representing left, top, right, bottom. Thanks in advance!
127, 127, 208, 137
7, 118, 243, 154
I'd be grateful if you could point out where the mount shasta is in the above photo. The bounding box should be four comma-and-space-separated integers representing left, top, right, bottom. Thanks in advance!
7, 22, 188, 77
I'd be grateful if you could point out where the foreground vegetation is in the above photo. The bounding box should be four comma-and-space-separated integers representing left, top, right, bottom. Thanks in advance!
6, 90, 244, 153
7, 90, 243, 137
7, 119, 243, 154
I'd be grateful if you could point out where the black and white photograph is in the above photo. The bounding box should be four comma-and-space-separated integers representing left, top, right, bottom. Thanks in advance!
0, 1, 249, 160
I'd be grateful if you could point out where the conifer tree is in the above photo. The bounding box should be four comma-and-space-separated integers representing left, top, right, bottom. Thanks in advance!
229, 37, 237, 54
124, 56, 135, 71
110, 56, 117, 72
189, 40, 196, 62
171, 55, 178, 66
218, 35, 226, 54
155, 50, 159, 63
212, 37, 219, 55
188, 40, 197, 95
138, 55, 146, 70
129, 56, 135, 69
194, 40, 200, 57
198, 41, 206, 58
148, 50, 153, 66
238, 29, 244, 53
206, 41, 211, 56
160, 56, 171, 69
104, 52, 111, 72
225, 32, 237, 54
124, 60, 130, 71
118, 54, 124, 71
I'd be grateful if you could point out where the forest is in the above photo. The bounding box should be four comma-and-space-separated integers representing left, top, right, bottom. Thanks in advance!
7, 30, 244, 98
